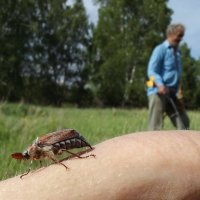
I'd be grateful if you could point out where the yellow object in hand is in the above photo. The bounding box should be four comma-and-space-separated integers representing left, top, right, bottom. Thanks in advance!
146, 76, 155, 87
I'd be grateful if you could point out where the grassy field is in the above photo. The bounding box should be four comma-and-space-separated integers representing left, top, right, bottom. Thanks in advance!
0, 103, 199, 180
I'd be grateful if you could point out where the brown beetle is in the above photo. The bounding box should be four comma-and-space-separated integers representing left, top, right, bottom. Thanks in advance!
11, 129, 95, 178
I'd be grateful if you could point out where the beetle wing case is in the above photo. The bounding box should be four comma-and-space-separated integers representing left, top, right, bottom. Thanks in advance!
37, 129, 80, 146
37, 129, 93, 150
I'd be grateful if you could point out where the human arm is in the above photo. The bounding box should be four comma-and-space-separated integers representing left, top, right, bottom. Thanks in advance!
147, 45, 169, 94
1, 130, 200, 200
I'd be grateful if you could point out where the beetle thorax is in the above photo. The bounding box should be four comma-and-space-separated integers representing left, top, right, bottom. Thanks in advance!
27, 144, 43, 160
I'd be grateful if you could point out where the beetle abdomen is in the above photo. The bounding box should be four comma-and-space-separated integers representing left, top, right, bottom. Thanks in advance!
52, 136, 92, 151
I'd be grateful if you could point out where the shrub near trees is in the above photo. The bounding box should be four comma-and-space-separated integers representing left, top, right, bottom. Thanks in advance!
0, 0, 200, 108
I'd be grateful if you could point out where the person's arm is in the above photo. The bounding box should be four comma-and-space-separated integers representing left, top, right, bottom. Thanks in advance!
148, 45, 168, 95
1, 130, 200, 200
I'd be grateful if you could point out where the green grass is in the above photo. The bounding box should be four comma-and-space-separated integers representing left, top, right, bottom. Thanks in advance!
0, 103, 199, 180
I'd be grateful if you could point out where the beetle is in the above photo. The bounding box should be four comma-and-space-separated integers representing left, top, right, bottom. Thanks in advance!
11, 129, 95, 178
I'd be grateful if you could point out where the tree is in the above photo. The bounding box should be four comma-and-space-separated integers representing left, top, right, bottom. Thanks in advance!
23, 0, 91, 105
91, 0, 172, 106
0, 0, 91, 105
180, 43, 200, 109
194, 59, 200, 108
0, 0, 34, 101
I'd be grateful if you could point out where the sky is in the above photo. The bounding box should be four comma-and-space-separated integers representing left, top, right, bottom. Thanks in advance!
168, 0, 200, 59
83, 0, 200, 59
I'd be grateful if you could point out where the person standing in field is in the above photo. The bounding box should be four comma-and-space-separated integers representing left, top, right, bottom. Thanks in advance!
146, 23, 190, 130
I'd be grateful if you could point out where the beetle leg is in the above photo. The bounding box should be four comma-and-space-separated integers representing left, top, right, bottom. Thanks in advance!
39, 160, 42, 167
47, 155, 69, 170
20, 160, 32, 179
65, 150, 95, 159
20, 168, 31, 179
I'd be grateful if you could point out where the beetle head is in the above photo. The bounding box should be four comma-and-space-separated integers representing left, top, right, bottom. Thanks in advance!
22, 150, 30, 159
11, 151, 30, 160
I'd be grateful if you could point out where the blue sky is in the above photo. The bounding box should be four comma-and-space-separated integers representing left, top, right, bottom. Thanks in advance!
83, 0, 200, 59
168, 0, 200, 59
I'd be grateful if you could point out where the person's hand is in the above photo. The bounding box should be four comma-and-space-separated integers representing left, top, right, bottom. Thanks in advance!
1, 130, 200, 200
157, 85, 169, 95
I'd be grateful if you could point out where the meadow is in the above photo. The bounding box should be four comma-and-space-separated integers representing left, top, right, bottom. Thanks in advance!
0, 103, 199, 180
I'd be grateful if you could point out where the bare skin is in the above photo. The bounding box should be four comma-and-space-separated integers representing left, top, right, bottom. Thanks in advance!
158, 85, 169, 95
1, 130, 200, 200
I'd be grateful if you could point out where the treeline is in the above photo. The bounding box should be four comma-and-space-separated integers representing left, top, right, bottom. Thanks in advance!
0, 0, 200, 108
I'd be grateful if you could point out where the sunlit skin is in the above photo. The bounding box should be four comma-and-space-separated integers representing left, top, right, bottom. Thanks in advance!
1, 130, 200, 200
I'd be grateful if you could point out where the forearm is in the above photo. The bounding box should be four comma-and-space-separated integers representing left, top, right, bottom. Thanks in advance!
1, 130, 200, 200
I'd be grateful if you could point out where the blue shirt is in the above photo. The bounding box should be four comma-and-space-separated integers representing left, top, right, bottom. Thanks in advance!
147, 40, 182, 96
